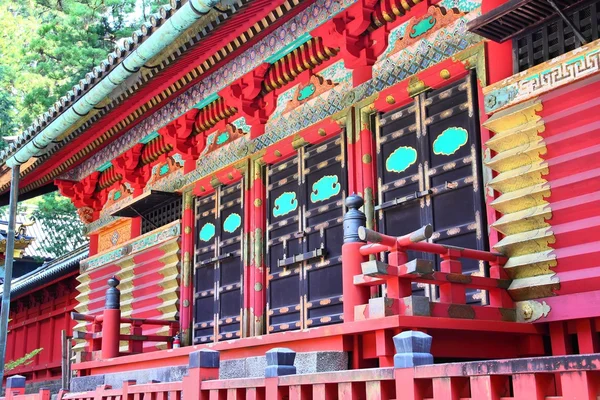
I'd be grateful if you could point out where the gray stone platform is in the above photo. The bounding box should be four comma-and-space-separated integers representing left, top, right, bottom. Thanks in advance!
70, 351, 347, 391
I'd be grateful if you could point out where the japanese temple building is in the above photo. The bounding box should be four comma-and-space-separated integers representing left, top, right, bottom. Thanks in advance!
2, 0, 600, 398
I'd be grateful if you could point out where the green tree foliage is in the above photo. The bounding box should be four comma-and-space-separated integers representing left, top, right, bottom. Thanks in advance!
31, 192, 88, 257
4, 320, 43, 372
0, 0, 163, 140
5, 349, 43, 371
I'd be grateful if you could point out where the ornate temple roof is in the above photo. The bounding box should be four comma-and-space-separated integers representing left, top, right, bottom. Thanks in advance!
0, 221, 34, 259
0, 0, 258, 200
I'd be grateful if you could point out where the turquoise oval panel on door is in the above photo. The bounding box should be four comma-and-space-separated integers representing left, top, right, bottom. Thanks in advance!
386, 146, 417, 173
433, 127, 468, 156
310, 175, 341, 203
199, 222, 216, 242
223, 213, 242, 233
273, 192, 298, 217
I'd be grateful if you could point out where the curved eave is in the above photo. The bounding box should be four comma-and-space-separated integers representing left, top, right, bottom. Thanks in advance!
0, 245, 89, 298
0, 0, 302, 200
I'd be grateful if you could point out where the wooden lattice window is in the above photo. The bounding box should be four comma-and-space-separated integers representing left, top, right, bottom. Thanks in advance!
514, 0, 600, 72
193, 181, 244, 343
376, 73, 487, 304
266, 135, 347, 333
140, 196, 182, 234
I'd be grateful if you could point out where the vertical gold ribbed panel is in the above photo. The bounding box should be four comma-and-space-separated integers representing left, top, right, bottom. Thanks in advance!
484, 99, 559, 301
156, 239, 182, 323
72, 273, 91, 352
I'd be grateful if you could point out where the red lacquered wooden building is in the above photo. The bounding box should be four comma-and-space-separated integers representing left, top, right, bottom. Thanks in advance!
2, 0, 600, 398
2, 247, 87, 391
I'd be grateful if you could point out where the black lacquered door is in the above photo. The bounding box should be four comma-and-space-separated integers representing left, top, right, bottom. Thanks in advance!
266, 135, 346, 333
193, 181, 244, 343
376, 73, 487, 304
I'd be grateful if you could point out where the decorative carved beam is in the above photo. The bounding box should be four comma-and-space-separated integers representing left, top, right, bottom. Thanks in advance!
264, 38, 339, 92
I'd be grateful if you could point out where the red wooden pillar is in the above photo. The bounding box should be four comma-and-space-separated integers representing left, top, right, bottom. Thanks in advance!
130, 217, 142, 239
346, 107, 360, 196
180, 191, 195, 346
387, 250, 411, 299
101, 277, 121, 359
550, 321, 572, 356
439, 249, 466, 304
560, 371, 597, 399
89, 233, 99, 257
358, 107, 378, 230
512, 374, 551, 400
469, 376, 503, 400
246, 160, 266, 337
394, 369, 421, 400
342, 195, 369, 323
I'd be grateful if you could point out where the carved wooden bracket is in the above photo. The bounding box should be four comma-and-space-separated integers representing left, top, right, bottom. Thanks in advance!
56, 171, 106, 214
312, 0, 389, 85
219, 63, 278, 139
112, 144, 151, 193
160, 110, 205, 172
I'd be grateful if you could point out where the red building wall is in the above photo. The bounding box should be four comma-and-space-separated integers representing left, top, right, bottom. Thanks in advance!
5, 273, 78, 382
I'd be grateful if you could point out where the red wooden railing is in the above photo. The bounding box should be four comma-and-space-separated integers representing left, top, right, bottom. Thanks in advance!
71, 312, 178, 359
0, 377, 50, 400
40, 333, 600, 400
349, 224, 514, 322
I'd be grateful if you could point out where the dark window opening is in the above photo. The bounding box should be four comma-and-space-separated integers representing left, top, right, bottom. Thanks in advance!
140, 196, 182, 234
514, 0, 600, 72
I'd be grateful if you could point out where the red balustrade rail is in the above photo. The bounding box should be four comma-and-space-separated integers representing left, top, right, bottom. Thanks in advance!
347, 224, 514, 322
0, 377, 50, 400
71, 311, 178, 359
71, 276, 178, 360
44, 337, 600, 400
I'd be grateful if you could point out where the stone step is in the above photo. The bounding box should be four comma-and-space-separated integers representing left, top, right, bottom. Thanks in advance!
70, 351, 348, 392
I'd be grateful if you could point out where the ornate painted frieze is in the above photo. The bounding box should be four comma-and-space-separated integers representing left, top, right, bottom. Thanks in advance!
81, 221, 181, 272
484, 40, 600, 114
97, 218, 133, 253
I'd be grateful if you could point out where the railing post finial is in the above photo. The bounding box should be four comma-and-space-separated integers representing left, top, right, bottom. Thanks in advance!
265, 348, 296, 377
344, 194, 366, 244
105, 276, 120, 310
393, 331, 433, 368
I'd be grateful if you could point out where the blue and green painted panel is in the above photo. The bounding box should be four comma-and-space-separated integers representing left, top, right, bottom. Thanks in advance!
273, 192, 298, 217
409, 16, 436, 38
216, 132, 230, 145
433, 127, 468, 156
199, 222, 216, 242
113, 190, 122, 201
310, 175, 341, 203
297, 83, 316, 101
223, 213, 242, 233
386, 146, 417, 173
159, 164, 170, 176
